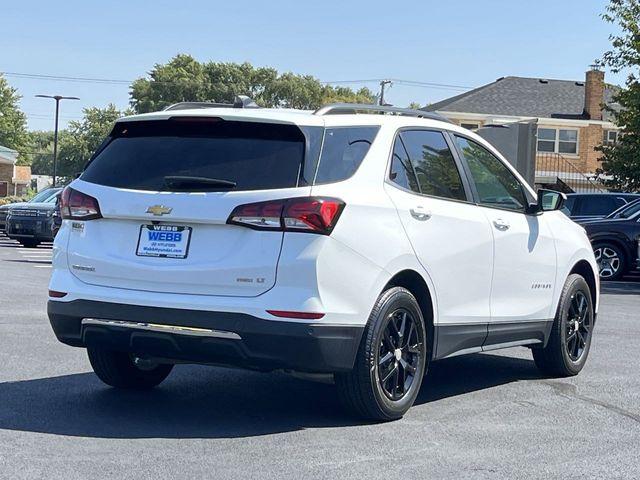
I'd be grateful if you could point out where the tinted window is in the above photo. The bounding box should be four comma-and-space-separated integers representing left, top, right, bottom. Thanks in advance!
81, 120, 307, 192
389, 138, 420, 193
579, 196, 619, 216
561, 196, 576, 216
614, 200, 640, 219
314, 127, 379, 184
400, 130, 466, 201
455, 136, 527, 211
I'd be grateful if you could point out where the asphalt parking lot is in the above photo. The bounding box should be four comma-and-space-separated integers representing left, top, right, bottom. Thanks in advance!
0, 233, 639, 479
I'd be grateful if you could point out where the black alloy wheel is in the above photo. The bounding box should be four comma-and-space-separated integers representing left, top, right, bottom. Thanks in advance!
377, 308, 422, 401
565, 291, 592, 362
335, 287, 428, 421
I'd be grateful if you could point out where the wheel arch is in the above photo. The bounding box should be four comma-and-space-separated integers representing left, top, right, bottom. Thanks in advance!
590, 235, 632, 262
569, 260, 598, 311
383, 269, 435, 358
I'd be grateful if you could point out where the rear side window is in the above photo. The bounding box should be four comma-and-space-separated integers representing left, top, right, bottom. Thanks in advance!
390, 138, 420, 193
400, 130, 467, 201
578, 196, 619, 216
81, 120, 307, 192
314, 127, 379, 184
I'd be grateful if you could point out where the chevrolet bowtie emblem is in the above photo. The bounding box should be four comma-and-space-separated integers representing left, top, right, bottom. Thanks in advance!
146, 205, 173, 216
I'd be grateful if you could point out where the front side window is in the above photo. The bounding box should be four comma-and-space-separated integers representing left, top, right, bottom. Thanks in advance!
455, 136, 527, 212
400, 130, 467, 201
537, 128, 578, 155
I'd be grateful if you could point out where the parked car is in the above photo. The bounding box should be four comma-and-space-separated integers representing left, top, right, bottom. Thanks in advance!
583, 203, 640, 280
0, 188, 60, 233
6, 187, 63, 247
47, 102, 599, 420
561, 192, 640, 222
51, 191, 62, 238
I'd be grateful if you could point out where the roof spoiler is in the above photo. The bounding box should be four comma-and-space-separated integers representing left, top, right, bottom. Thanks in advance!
163, 95, 260, 111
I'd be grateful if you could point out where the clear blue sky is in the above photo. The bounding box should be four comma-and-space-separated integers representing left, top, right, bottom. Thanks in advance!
1, 0, 623, 131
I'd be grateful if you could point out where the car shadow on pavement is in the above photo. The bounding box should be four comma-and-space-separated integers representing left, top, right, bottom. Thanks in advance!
0, 353, 543, 439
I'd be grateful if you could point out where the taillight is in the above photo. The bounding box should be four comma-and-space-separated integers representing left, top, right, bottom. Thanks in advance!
61, 186, 102, 220
227, 197, 345, 235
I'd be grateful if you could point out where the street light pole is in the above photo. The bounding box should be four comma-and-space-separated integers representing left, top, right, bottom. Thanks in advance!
35, 95, 80, 187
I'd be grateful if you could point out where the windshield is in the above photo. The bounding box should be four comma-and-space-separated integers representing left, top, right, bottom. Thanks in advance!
608, 199, 640, 219
29, 189, 58, 203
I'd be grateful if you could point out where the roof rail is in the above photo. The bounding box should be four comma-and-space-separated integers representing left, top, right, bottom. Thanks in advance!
163, 95, 260, 111
314, 103, 452, 123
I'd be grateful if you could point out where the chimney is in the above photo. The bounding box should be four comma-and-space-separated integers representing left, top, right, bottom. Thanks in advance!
584, 66, 605, 121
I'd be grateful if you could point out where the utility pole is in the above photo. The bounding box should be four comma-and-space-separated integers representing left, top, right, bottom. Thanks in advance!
379, 80, 392, 106
35, 95, 80, 187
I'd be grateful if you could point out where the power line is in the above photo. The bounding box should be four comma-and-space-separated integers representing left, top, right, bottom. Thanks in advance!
2, 70, 472, 91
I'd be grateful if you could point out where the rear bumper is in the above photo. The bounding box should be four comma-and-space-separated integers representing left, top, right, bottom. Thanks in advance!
48, 300, 364, 373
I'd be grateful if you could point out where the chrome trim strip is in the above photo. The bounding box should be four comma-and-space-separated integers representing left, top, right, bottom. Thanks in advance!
81, 318, 241, 340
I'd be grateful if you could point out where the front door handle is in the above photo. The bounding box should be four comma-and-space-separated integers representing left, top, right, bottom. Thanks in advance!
410, 208, 431, 221
493, 219, 510, 231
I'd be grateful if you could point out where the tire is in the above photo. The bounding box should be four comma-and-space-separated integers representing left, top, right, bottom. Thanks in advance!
20, 239, 39, 248
335, 287, 428, 421
532, 274, 595, 377
593, 242, 626, 281
87, 347, 174, 389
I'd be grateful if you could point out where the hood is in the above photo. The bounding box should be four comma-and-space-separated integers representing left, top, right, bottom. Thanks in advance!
0, 202, 28, 211
9, 202, 56, 211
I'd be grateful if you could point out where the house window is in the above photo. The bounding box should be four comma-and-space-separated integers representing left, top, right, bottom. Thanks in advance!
460, 122, 480, 131
605, 130, 619, 144
537, 128, 578, 155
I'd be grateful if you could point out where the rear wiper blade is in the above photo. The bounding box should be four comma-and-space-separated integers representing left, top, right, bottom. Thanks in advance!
164, 176, 237, 191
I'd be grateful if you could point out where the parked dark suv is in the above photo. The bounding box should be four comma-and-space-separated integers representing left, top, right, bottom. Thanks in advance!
583, 199, 640, 280
0, 188, 61, 233
5, 187, 63, 247
561, 193, 640, 222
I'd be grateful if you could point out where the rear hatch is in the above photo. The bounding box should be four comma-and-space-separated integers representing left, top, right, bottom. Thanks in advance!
66, 117, 320, 297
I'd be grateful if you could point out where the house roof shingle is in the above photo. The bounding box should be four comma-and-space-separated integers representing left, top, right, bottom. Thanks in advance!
423, 76, 619, 122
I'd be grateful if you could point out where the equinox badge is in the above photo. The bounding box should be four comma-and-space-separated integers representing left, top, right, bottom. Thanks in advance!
146, 205, 173, 216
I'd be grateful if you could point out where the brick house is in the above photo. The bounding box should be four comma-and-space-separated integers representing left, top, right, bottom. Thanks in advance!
0, 146, 31, 197
423, 68, 615, 176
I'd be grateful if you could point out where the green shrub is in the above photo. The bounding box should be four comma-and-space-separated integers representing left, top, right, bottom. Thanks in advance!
0, 196, 28, 206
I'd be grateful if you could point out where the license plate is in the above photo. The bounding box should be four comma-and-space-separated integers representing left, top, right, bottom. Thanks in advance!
136, 225, 192, 259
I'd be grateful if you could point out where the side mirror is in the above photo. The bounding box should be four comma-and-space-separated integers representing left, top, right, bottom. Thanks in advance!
527, 189, 566, 214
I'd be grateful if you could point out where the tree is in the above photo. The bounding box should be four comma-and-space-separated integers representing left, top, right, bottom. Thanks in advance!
0, 74, 30, 163
407, 102, 423, 110
130, 54, 376, 113
596, 0, 640, 191
56, 104, 129, 178
28, 130, 55, 175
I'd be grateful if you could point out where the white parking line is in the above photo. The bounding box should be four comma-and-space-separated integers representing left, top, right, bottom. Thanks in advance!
33, 265, 52, 268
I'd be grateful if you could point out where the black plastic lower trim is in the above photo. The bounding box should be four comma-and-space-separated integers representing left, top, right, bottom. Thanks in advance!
434, 320, 553, 360
48, 300, 364, 373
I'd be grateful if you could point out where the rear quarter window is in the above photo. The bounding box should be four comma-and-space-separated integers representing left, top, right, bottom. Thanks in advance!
313, 127, 379, 184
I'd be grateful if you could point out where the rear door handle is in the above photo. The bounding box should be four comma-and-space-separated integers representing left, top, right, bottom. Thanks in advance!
493, 219, 510, 231
410, 208, 431, 221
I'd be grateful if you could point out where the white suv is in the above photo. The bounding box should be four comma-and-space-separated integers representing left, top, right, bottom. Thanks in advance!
48, 103, 599, 420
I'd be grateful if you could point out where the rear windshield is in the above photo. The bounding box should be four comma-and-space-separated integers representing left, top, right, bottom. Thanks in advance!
81, 119, 308, 192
